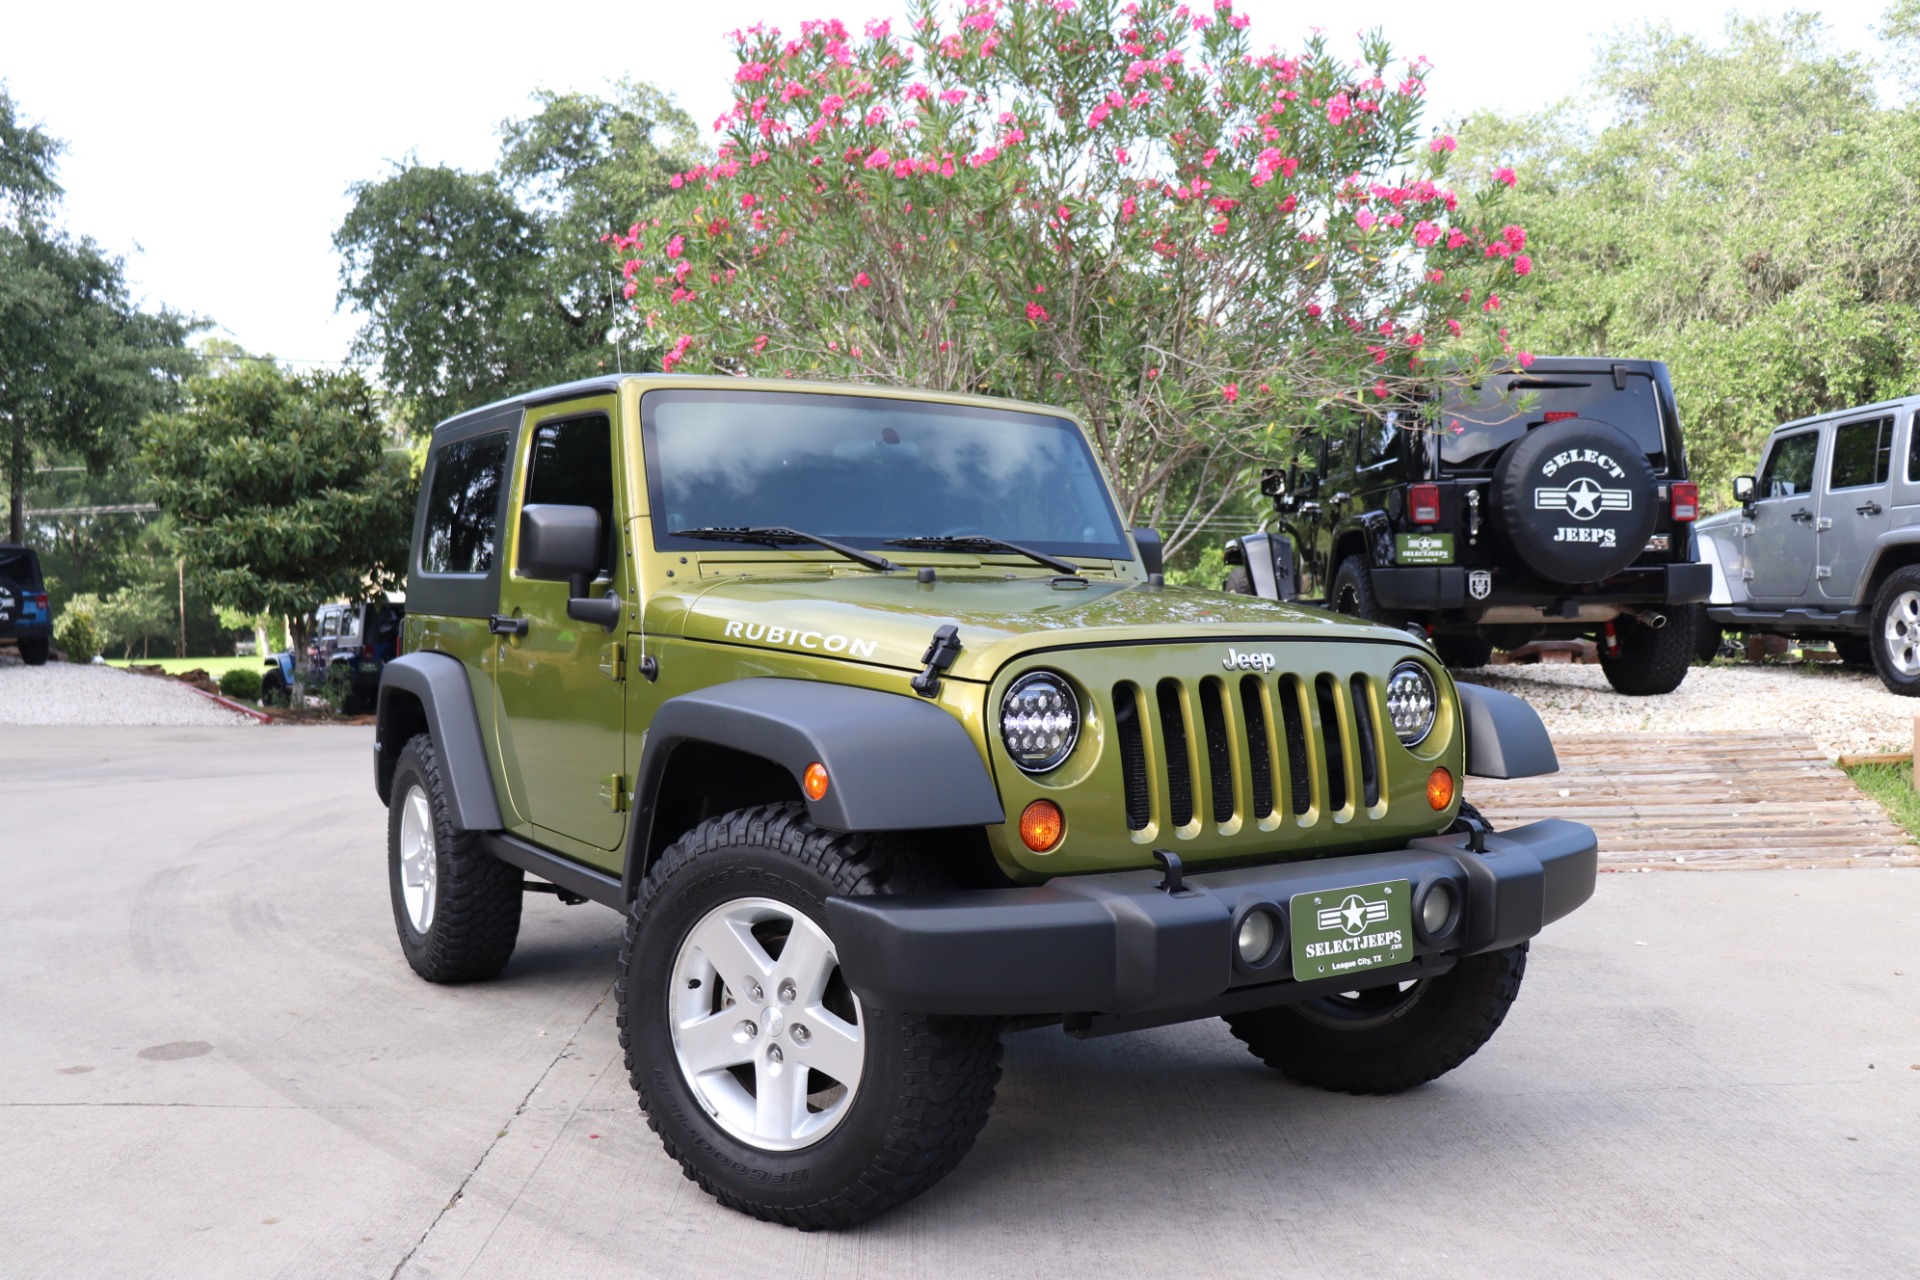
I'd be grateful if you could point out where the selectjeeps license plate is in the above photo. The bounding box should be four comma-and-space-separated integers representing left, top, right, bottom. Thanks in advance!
1290, 880, 1412, 980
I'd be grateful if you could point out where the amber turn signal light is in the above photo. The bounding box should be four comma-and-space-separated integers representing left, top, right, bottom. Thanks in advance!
1019, 799, 1065, 852
1426, 767, 1455, 811
803, 762, 830, 801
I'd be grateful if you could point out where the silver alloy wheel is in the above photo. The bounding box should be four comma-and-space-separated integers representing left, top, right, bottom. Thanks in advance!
1885, 590, 1920, 676
398, 784, 438, 933
669, 896, 865, 1152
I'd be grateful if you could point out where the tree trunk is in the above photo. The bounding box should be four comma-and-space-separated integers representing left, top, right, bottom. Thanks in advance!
176, 559, 187, 658
7, 420, 24, 545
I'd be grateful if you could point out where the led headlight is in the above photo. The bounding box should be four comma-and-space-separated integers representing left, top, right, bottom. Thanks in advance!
1385, 661, 1438, 746
1000, 671, 1080, 773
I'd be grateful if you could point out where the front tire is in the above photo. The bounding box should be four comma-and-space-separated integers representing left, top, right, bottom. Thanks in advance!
1328, 554, 1406, 630
618, 803, 1002, 1229
387, 733, 523, 983
1598, 611, 1695, 695
1871, 566, 1920, 696
1225, 943, 1529, 1095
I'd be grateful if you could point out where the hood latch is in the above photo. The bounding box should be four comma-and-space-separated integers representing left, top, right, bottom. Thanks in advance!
910, 624, 962, 698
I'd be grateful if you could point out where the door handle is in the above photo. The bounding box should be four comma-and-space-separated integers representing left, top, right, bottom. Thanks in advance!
1789, 508, 1813, 524
488, 614, 528, 636
1858, 501, 1884, 516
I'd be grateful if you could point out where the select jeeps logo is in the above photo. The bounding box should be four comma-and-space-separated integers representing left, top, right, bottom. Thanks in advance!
1301, 889, 1404, 960
1317, 893, 1388, 936
1535, 448, 1632, 545
1222, 648, 1276, 672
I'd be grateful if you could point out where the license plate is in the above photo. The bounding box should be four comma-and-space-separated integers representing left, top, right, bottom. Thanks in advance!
1395, 532, 1454, 565
1290, 880, 1412, 980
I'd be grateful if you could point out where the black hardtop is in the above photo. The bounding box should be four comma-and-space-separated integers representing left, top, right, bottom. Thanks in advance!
0, 544, 43, 587
1436, 355, 1683, 476
430, 374, 637, 439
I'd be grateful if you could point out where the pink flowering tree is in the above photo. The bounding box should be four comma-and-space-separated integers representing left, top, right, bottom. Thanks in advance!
614, 0, 1533, 552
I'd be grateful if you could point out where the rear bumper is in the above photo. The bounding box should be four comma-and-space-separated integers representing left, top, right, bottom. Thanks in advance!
1373, 562, 1710, 611
0, 619, 52, 640
827, 818, 1596, 1020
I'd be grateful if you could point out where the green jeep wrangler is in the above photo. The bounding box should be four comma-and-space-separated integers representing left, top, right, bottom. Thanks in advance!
374, 375, 1596, 1228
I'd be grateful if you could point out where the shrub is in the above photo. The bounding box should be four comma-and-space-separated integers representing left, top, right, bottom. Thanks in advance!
54, 609, 100, 664
219, 666, 264, 701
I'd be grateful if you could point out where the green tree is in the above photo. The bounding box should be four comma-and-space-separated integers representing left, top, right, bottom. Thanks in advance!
335, 80, 697, 430
1460, 14, 1920, 499
619, 0, 1532, 553
0, 86, 198, 543
138, 360, 415, 663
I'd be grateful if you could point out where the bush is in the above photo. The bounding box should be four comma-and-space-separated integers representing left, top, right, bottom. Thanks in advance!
54, 609, 100, 664
219, 666, 264, 701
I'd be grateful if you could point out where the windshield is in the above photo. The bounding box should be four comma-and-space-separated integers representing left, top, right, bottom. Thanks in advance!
643, 389, 1133, 560
1438, 372, 1669, 470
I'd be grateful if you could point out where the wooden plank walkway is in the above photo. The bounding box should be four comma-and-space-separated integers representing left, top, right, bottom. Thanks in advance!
1468, 733, 1919, 871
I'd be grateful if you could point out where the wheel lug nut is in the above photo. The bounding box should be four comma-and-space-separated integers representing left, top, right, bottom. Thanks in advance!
778, 979, 797, 1004
748, 982, 764, 1002
767, 1044, 784, 1064
736, 1020, 758, 1041
791, 1024, 811, 1044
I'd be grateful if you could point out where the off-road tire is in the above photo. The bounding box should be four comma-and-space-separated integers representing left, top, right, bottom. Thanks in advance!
1831, 635, 1875, 672
1433, 634, 1495, 668
17, 636, 49, 666
1224, 565, 1255, 595
1329, 555, 1406, 630
387, 733, 522, 983
261, 669, 289, 708
1224, 942, 1529, 1095
1690, 604, 1724, 664
1598, 611, 1696, 696
618, 803, 1003, 1229
1870, 565, 1920, 696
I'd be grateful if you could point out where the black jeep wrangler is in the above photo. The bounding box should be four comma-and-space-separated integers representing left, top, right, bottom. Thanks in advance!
1226, 358, 1712, 695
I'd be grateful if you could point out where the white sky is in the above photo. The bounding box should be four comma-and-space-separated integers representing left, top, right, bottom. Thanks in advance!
2, 0, 1895, 369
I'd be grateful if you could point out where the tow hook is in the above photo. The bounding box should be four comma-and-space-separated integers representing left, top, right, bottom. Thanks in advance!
1602, 620, 1621, 657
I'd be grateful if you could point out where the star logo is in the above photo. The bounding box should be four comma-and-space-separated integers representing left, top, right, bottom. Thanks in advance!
1534, 476, 1633, 522
1565, 476, 1604, 519
1317, 892, 1390, 936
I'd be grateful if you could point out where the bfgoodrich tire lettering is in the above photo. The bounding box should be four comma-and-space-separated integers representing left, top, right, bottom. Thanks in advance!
386, 733, 522, 983
1225, 943, 1528, 1095
618, 803, 1002, 1229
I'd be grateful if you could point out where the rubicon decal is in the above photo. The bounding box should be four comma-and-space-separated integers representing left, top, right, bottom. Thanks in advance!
722, 620, 879, 658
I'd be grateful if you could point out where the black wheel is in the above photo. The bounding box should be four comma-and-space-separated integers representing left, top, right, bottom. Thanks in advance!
1871, 566, 1920, 696
1328, 554, 1405, 630
17, 636, 49, 666
1224, 943, 1528, 1095
1690, 604, 1723, 664
1831, 634, 1875, 672
1598, 610, 1695, 696
619, 803, 1003, 1229
1433, 634, 1495, 668
1223, 565, 1255, 595
260, 669, 289, 708
387, 733, 522, 983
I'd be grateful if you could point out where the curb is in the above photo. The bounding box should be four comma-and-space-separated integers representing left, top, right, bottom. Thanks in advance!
178, 682, 275, 724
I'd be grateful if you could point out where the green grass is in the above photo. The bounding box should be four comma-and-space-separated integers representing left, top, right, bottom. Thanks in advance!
1843, 762, 1920, 844
104, 655, 267, 680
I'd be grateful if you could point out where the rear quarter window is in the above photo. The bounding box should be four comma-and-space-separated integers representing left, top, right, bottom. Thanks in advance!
0, 548, 42, 587
421, 434, 509, 575
1439, 373, 1668, 470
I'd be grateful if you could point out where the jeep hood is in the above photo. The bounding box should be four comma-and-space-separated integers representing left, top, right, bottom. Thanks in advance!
659, 571, 1418, 682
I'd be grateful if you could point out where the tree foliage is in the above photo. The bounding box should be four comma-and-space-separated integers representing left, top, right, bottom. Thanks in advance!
1460, 14, 1920, 498
336, 81, 697, 430
617, 0, 1533, 551
139, 361, 415, 656
0, 86, 198, 543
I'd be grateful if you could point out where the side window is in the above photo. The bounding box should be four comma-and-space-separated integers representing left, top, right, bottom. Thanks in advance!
522, 415, 616, 575
1829, 417, 1891, 490
421, 433, 509, 575
1909, 411, 1920, 484
1361, 411, 1404, 470
321, 610, 340, 638
1758, 430, 1819, 499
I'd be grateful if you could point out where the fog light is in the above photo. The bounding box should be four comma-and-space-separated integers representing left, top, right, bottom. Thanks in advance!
802, 762, 830, 801
1421, 882, 1455, 935
1236, 910, 1277, 965
1019, 800, 1065, 852
1426, 767, 1455, 811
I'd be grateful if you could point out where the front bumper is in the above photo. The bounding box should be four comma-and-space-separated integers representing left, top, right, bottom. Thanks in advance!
828, 818, 1596, 1022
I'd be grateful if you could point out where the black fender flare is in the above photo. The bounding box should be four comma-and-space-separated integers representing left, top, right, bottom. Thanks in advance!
1456, 683, 1559, 779
1859, 532, 1920, 608
374, 652, 504, 831
623, 678, 1005, 900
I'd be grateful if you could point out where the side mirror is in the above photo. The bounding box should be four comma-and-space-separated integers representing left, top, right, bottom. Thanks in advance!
520, 504, 621, 629
1131, 527, 1165, 581
1258, 468, 1288, 498
1732, 475, 1756, 504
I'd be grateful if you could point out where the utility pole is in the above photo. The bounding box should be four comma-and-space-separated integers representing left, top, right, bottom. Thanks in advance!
177, 558, 187, 658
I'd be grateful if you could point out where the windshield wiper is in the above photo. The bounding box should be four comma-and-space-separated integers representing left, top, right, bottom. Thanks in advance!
885, 535, 1079, 575
669, 526, 898, 572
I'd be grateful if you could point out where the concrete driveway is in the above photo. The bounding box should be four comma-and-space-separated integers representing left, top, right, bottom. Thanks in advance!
6, 726, 1918, 1279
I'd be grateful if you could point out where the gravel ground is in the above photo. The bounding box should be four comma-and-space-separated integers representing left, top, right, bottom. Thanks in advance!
0, 657, 252, 727
1459, 661, 1912, 759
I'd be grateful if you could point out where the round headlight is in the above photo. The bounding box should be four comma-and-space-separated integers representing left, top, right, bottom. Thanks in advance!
1000, 671, 1080, 773
1385, 661, 1438, 746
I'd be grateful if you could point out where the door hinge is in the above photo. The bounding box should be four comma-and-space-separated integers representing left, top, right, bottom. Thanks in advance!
1815, 516, 1833, 532
599, 774, 629, 812
599, 641, 624, 681
1815, 566, 1832, 580
1741, 568, 1755, 581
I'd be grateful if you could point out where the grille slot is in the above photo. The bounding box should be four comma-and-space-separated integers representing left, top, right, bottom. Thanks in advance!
1350, 673, 1381, 808
1315, 675, 1348, 813
1114, 682, 1150, 831
1156, 679, 1194, 828
1239, 675, 1274, 819
1200, 678, 1234, 824
1278, 674, 1311, 815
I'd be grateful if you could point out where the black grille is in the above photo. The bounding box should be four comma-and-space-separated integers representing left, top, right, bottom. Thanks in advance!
1156, 679, 1194, 828
1200, 679, 1234, 824
1315, 675, 1347, 813
1351, 674, 1380, 808
1115, 683, 1150, 831
1279, 675, 1311, 815
1239, 675, 1274, 819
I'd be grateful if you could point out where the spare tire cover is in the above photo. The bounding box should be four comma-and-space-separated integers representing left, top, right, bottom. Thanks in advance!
0, 585, 14, 626
1492, 419, 1658, 584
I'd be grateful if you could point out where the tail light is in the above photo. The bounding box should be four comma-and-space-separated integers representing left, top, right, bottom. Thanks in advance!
32, 594, 48, 610
1670, 482, 1698, 522
1408, 483, 1441, 525
362, 644, 376, 659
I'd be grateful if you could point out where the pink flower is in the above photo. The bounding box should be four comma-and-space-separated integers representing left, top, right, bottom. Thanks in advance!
864, 17, 890, 37
1492, 167, 1517, 187
1408, 333, 1424, 348
1427, 269, 1445, 283
1503, 225, 1526, 249
940, 89, 968, 106
1146, 367, 1160, 379
1221, 383, 1240, 404
907, 81, 932, 101
1231, 13, 1249, 26
1192, 15, 1211, 29
865, 107, 887, 126
853, 271, 872, 288
1306, 303, 1322, 317
1483, 293, 1502, 312
1518, 351, 1534, 367
864, 147, 891, 169
1429, 135, 1456, 153
665, 235, 685, 259
1446, 318, 1462, 336
1374, 380, 1389, 399
1413, 220, 1441, 247
1513, 254, 1533, 276
1446, 229, 1468, 250
1120, 195, 1137, 222
1026, 301, 1050, 321
1354, 209, 1376, 232
1326, 94, 1351, 125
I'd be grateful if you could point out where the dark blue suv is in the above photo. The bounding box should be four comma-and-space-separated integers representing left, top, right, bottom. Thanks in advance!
0, 545, 52, 666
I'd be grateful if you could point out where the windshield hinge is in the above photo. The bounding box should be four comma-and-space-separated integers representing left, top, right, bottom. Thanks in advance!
599, 641, 624, 681
910, 624, 962, 698
1611, 362, 1628, 390
599, 774, 629, 812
